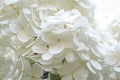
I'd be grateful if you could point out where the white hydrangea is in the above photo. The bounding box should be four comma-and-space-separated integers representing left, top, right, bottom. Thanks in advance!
0, 0, 120, 80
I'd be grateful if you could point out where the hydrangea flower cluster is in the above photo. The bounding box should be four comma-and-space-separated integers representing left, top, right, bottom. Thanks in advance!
0, 0, 120, 80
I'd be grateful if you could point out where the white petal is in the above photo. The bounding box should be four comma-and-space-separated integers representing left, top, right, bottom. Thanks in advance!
22, 8, 31, 15
32, 63, 43, 76
74, 17, 90, 27
49, 42, 64, 54
98, 72, 103, 80
79, 2, 90, 8
0, 20, 9, 24
9, 21, 22, 33
32, 41, 48, 54
42, 51, 53, 60
54, 51, 64, 58
73, 33, 87, 48
65, 51, 76, 63
90, 60, 102, 70
39, 58, 53, 65
104, 55, 118, 65
1, 26, 13, 35
61, 11, 72, 19
79, 52, 90, 61
96, 45, 107, 55
114, 43, 120, 53
56, 10, 64, 16
41, 65, 53, 71
60, 32, 75, 48
5, 0, 19, 5
63, 39, 76, 48
114, 67, 120, 72
72, 9, 81, 16
91, 48, 101, 57
62, 74, 73, 80
17, 31, 30, 42
31, 25, 41, 35
21, 60, 31, 80
18, 12, 29, 26
86, 62, 96, 74
22, 75, 31, 80
64, 15, 78, 23
23, 60, 31, 75
58, 62, 79, 75
25, 26, 36, 37
51, 63, 62, 69
41, 31, 57, 43
73, 68, 88, 80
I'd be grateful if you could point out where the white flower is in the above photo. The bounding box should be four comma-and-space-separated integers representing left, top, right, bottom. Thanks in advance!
11, 60, 43, 80
105, 42, 120, 66
9, 11, 36, 42
32, 31, 76, 61
40, 9, 90, 32
57, 62, 88, 80
1, 0, 119, 80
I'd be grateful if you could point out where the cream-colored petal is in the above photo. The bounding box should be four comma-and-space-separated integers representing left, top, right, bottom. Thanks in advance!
25, 26, 36, 37
73, 68, 88, 80
62, 74, 73, 80
22, 60, 32, 80
41, 31, 57, 43
32, 63, 43, 77
32, 41, 48, 54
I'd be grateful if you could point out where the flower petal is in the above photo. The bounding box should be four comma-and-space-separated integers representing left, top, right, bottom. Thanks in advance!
25, 26, 36, 37
79, 52, 90, 61
114, 43, 120, 53
90, 60, 102, 70
73, 68, 88, 80
42, 51, 53, 60
9, 21, 22, 33
41, 31, 57, 43
17, 31, 30, 42
86, 62, 96, 74
49, 42, 64, 54
62, 74, 73, 80
114, 67, 120, 72
22, 60, 31, 80
65, 51, 76, 63
32, 63, 43, 77
39, 58, 53, 65
32, 41, 48, 54
72, 9, 81, 16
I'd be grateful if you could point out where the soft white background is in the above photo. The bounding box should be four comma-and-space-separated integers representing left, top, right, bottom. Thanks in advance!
90, 0, 120, 29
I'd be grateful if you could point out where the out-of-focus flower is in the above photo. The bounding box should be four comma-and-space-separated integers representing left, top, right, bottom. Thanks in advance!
110, 18, 120, 41
9, 11, 36, 42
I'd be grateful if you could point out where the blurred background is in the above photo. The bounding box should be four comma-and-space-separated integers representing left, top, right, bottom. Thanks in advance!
90, 0, 120, 29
